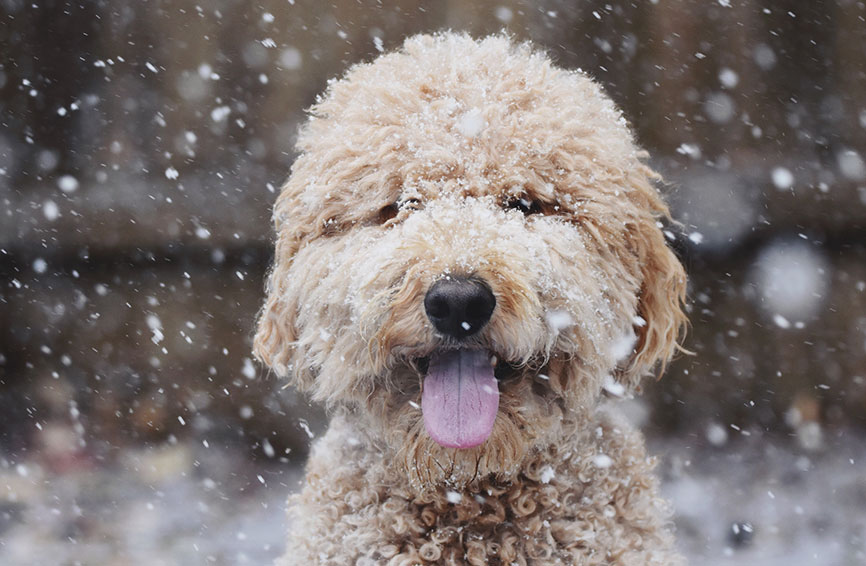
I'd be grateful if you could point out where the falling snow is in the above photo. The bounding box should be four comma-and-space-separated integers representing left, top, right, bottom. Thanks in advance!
2, 6, 864, 566
42, 200, 59, 221
57, 174, 79, 193
771, 166, 794, 190
456, 108, 485, 138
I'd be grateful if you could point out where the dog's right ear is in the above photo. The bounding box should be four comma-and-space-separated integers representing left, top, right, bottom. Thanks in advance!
612, 164, 688, 392
253, 180, 316, 391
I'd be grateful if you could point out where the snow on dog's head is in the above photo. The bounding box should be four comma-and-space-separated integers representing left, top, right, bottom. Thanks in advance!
254, 33, 687, 489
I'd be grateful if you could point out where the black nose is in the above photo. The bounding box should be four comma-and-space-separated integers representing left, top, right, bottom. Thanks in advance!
424, 277, 496, 338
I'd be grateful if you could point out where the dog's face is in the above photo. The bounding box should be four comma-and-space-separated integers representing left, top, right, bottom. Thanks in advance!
255, 34, 686, 489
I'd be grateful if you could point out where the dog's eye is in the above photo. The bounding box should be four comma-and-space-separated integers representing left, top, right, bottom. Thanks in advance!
376, 198, 423, 225
505, 197, 541, 215
377, 203, 400, 224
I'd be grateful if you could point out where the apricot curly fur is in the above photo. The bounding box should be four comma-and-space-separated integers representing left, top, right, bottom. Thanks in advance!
255, 32, 687, 565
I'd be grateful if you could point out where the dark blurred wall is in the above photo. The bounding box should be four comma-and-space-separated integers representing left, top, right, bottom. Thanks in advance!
1, 0, 865, 458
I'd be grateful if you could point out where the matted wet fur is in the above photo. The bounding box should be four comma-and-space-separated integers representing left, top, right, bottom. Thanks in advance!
255, 33, 688, 565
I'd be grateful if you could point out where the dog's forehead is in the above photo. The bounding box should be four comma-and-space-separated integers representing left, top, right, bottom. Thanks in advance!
295, 35, 645, 211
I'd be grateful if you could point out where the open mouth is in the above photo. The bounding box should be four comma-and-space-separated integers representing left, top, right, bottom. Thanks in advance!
413, 353, 524, 382
414, 349, 527, 451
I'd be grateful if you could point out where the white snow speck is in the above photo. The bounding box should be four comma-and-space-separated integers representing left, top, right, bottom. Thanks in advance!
145, 62, 159, 73
704, 92, 735, 124
460, 321, 471, 331
197, 63, 211, 79
610, 329, 637, 362
675, 143, 701, 160
592, 454, 613, 469
262, 438, 275, 457
43, 200, 59, 221
57, 175, 79, 193
772, 313, 791, 329
754, 44, 777, 70
262, 12, 274, 23
147, 314, 164, 344
752, 239, 828, 320
33, 258, 47, 274
372, 36, 384, 52
719, 67, 739, 88
602, 375, 626, 398
445, 491, 462, 504
165, 166, 179, 180
456, 108, 485, 138
241, 357, 256, 379
706, 422, 729, 446
210, 105, 231, 122
280, 47, 302, 70
539, 465, 555, 484
837, 149, 865, 181
545, 310, 574, 331
771, 166, 794, 190
195, 226, 211, 240
261, 38, 277, 48
718, 0, 731, 7
688, 231, 704, 245
494, 6, 513, 23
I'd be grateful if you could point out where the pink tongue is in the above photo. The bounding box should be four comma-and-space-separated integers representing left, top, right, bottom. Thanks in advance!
422, 349, 499, 449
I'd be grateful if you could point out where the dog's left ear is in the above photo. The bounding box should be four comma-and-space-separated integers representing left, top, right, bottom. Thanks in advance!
615, 167, 688, 392
253, 182, 314, 387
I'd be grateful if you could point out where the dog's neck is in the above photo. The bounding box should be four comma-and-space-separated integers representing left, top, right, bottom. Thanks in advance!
325, 404, 610, 498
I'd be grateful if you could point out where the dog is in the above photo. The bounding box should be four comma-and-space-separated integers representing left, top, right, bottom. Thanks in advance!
255, 32, 687, 566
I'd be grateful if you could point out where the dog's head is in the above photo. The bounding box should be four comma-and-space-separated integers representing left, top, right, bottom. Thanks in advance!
255, 33, 686, 489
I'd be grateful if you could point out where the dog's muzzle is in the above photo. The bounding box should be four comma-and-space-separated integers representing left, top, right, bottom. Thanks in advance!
420, 277, 499, 450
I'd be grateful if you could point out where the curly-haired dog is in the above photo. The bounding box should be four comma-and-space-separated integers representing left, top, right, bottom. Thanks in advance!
255, 33, 688, 566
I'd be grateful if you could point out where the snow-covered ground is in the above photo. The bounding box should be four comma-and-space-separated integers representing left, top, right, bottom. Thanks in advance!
0, 432, 863, 565
657, 431, 866, 566
0, 442, 301, 565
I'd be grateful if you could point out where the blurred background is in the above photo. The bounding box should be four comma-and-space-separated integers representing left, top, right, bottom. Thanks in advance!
1, 1, 864, 564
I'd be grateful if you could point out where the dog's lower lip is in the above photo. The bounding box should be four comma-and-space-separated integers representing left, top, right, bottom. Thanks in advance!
414, 352, 521, 382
